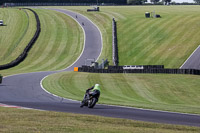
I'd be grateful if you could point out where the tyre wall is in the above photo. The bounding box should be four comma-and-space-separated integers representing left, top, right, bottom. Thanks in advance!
0, 8, 41, 70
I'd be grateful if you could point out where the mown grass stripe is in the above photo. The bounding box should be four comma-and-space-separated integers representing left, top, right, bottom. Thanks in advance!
3, 10, 29, 60
34, 12, 67, 70
0, 9, 31, 64
152, 15, 200, 67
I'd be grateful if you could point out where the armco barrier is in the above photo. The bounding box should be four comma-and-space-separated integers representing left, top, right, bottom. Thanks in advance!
0, 8, 41, 70
108, 65, 164, 70
78, 65, 200, 76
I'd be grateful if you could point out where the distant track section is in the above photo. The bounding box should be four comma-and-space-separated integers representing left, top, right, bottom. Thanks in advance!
0, 8, 40, 70
180, 45, 200, 70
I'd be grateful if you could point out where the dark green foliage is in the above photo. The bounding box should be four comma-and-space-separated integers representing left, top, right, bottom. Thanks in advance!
150, 0, 160, 4
127, 0, 147, 5
194, 0, 200, 4
163, 0, 171, 5
0, 0, 127, 5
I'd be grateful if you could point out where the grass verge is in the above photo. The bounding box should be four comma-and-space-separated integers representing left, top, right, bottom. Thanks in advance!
43, 72, 200, 114
0, 107, 199, 133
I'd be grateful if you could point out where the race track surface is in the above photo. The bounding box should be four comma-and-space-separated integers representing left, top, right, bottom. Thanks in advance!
181, 45, 200, 70
0, 8, 200, 127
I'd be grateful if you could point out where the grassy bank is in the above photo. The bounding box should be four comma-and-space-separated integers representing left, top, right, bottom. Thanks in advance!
0, 107, 199, 133
0, 8, 83, 76
43, 72, 200, 114
0, 8, 36, 65
58, 6, 200, 68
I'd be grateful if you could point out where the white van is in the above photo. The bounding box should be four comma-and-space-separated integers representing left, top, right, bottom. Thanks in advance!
0, 20, 3, 26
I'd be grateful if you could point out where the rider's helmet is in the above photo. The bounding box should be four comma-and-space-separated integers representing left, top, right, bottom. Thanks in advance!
95, 84, 99, 86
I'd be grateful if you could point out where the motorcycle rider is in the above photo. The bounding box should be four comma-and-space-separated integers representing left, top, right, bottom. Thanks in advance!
80, 84, 101, 108
86, 84, 101, 97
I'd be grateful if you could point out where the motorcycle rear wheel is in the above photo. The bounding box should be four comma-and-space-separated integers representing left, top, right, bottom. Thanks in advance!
88, 97, 97, 108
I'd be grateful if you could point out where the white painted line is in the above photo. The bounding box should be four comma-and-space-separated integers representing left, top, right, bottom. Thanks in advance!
71, 10, 103, 62
180, 45, 200, 68
55, 9, 87, 71
39, 8, 103, 101
39, 8, 103, 103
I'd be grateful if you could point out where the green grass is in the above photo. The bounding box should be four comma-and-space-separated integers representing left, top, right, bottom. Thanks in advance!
0, 8, 83, 76
43, 72, 200, 114
0, 8, 36, 65
1, 6, 200, 131
0, 107, 199, 133
57, 6, 113, 64
56, 6, 200, 68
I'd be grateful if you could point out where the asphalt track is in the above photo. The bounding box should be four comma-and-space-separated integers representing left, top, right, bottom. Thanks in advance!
0, 8, 200, 127
180, 45, 200, 70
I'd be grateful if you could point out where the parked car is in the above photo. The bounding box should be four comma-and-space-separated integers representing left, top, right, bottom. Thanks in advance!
0, 20, 4, 26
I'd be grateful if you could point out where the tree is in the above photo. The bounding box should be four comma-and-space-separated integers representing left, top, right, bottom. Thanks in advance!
127, 0, 147, 5
150, 0, 160, 4
163, 0, 171, 5
194, 0, 200, 4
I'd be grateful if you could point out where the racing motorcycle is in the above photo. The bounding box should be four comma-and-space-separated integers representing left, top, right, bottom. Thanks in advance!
80, 90, 100, 108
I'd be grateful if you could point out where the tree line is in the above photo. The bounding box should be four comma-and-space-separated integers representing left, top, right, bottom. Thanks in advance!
0, 0, 127, 5
0, 0, 199, 5
127, 0, 199, 5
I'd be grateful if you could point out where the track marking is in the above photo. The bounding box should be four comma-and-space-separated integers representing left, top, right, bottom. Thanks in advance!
40, 8, 103, 102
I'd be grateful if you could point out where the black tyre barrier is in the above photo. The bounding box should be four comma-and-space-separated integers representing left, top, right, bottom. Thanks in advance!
78, 65, 200, 76
112, 18, 118, 66
87, 7, 100, 12
0, 74, 2, 84
0, 8, 41, 70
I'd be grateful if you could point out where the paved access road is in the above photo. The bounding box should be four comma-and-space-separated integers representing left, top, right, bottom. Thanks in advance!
0, 8, 200, 127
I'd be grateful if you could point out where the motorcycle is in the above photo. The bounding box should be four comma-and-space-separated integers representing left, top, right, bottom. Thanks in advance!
80, 90, 100, 108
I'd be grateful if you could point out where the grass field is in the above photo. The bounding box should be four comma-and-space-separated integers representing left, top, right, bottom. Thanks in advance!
41, 6, 200, 115
58, 6, 200, 68
0, 8, 83, 76
0, 8, 36, 65
1, 6, 200, 131
43, 72, 200, 114
0, 107, 199, 133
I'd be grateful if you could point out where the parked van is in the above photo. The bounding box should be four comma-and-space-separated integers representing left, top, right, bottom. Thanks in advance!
0, 20, 3, 26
